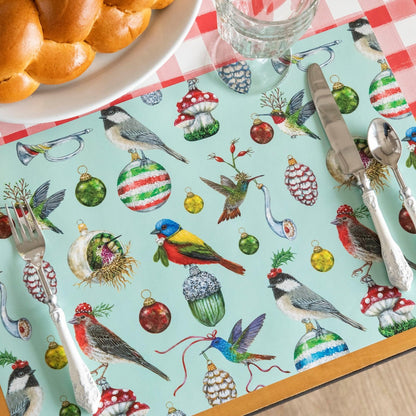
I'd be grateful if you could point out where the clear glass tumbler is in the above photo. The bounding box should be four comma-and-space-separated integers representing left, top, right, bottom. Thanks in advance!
214, 0, 320, 94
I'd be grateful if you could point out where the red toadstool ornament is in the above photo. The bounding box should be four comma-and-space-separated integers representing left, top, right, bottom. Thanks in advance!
126, 402, 150, 416
175, 78, 219, 141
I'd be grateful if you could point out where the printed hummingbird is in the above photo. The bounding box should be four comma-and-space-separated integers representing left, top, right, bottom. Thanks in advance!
200, 172, 263, 223
151, 218, 245, 275
200, 313, 275, 365
14, 181, 65, 234
257, 89, 320, 140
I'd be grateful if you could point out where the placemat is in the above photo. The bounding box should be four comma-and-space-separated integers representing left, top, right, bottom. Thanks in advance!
1, 16, 416, 416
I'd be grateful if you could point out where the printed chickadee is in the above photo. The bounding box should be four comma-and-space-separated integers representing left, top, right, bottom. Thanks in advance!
100, 105, 189, 163
268, 272, 366, 331
6, 361, 43, 416
348, 17, 384, 61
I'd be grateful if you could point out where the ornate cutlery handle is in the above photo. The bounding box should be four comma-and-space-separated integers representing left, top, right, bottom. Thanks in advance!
35, 264, 101, 413
360, 178, 413, 291
401, 187, 416, 231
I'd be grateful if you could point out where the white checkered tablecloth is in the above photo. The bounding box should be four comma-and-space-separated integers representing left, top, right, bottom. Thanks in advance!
1, 0, 415, 144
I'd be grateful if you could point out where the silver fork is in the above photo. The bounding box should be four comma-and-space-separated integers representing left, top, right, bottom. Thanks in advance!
6, 198, 101, 414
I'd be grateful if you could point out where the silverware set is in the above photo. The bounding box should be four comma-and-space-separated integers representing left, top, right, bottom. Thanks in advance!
6, 199, 101, 414
308, 63, 415, 291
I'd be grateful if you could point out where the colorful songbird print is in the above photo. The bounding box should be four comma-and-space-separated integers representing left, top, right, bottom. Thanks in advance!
69, 303, 169, 381
200, 173, 263, 223
151, 219, 245, 275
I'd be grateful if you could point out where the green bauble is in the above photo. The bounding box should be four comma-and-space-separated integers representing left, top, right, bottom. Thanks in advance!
75, 166, 106, 207
238, 233, 259, 255
332, 82, 359, 114
59, 401, 81, 416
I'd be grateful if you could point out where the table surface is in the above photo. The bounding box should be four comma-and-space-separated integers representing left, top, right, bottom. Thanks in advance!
1, 0, 416, 144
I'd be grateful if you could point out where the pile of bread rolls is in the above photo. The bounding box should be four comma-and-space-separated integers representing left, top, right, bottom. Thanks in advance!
0, 0, 175, 103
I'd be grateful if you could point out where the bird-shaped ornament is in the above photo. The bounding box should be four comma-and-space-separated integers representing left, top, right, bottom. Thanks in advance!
69, 302, 169, 381
3, 179, 65, 234
152, 219, 245, 275
267, 248, 366, 332
256, 89, 320, 140
100, 105, 189, 163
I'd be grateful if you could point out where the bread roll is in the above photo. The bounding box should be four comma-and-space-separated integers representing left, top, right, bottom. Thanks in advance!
34, 0, 103, 43
0, 0, 43, 79
27, 40, 96, 84
85, 5, 152, 53
0, 73, 40, 103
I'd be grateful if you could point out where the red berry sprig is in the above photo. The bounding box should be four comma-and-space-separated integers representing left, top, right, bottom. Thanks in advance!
208, 139, 253, 175
267, 248, 295, 279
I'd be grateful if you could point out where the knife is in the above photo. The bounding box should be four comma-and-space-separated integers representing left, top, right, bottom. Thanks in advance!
307, 63, 413, 291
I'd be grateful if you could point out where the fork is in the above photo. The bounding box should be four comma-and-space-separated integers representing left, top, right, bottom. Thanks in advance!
6, 198, 101, 414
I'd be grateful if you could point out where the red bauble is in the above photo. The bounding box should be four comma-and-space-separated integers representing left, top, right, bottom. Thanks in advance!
139, 291, 171, 333
250, 118, 274, 144
0, 212, 12, 239
399, 206, 416, 234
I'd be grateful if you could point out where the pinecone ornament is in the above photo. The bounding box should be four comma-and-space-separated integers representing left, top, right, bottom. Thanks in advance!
202, 360, 237, 406
217, 61, 251, 94
284, 155, 318, 206
23, 260, 57, 302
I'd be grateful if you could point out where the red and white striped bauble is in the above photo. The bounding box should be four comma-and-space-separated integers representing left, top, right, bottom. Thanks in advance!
23, 260, 57, 303
117, 158, 171, 212
369, 65, 411, 120
284, 155, 318, 206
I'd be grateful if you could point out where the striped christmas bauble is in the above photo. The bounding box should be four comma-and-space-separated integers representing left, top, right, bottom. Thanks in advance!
369, 67, 411, 119
294, 327, 349, 372
117, 158, 171, 212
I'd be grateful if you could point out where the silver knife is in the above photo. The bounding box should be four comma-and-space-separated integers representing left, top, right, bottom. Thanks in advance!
307, 63, 413, 291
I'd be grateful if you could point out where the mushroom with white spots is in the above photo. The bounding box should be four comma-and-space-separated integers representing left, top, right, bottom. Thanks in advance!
175, 78, 219, 141
392, 298, 415, 322
126, 401, 150, 416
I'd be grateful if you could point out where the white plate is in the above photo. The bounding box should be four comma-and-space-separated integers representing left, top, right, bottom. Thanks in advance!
0, 0, 202, 125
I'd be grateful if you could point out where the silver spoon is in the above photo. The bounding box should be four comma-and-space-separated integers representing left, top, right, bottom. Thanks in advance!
367, 118, 416, 228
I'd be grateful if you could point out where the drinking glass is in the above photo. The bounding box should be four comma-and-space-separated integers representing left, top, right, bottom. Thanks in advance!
213, 0, 320, 94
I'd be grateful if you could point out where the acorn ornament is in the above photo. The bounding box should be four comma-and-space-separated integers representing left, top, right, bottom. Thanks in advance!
238, 228, 259, 255
166, 402, 187, 416
202, 358, 237, 406
75, 165, 106, 207
184, 187, 204, 214
330, 75, 359, 114
45, 336, 68, 369
182, 265, 225, 327
250, 114, 274, 144
139, 290, 171, 334
310, 240, 334, 272
399, 204, 416, 234
284, 155, 318, 206
59, 396, 81, 416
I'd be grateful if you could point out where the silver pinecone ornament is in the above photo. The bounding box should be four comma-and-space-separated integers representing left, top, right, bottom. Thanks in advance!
23, 260, 57, 302
202, 360, 237, 406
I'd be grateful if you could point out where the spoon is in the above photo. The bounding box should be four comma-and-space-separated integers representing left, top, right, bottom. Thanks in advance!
367, 118, 416, 228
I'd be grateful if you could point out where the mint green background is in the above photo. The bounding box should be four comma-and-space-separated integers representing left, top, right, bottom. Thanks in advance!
1, 21, 416, 415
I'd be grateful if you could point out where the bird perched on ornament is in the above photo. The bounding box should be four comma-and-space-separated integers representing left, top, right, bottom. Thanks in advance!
100, 105, 189, 163
69, 303, 169, 381
151, 218, 245, 275
266, 248, 366, 332
332, 204, 416, 280
348, 17, 384, 62
256, 89, 320, 140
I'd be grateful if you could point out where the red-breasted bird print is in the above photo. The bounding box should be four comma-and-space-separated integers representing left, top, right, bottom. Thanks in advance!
69, 303, 169, 381
332, 204, 416, 279
151, 218, 245, 275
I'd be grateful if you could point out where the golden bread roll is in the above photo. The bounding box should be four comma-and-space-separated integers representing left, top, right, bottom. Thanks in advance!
0, 73, 40, 103
27, 40, 96, 84
0, 0, 176, 103
0, 0, 43, 79
85, 5, 151, 53
34, 0, 103, 43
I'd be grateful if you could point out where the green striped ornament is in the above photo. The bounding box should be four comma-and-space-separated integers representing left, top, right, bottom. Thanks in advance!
117, 158, 171, 212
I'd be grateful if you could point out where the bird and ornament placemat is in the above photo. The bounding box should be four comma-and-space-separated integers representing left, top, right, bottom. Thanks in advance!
2, 16, 416, 416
